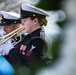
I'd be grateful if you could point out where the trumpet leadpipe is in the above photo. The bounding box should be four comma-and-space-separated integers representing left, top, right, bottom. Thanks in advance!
4, 26, 24, 39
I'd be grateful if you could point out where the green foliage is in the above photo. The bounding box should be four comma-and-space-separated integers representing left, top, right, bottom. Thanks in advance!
36, 0, 62, 10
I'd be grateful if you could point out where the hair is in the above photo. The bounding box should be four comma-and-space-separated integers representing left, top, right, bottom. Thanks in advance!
30, 16, 48, 26
38, 18, 47, 26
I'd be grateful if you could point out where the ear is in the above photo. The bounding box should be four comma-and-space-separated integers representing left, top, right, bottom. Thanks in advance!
33, 18, 38, 25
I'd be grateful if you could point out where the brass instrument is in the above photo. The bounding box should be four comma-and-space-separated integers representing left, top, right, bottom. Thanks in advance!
0, 26, 25, 46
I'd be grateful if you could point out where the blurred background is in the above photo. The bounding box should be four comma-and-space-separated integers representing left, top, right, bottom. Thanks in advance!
0, 0, 76, 75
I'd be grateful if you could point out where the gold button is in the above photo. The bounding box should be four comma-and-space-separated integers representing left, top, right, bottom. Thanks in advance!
33, 14, 35, 16
14, 21, 16, 23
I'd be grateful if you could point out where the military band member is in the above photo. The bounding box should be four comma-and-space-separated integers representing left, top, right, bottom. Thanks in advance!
0, 4, 49, 74
0, 11, 24, 75
0, 11, 25, 56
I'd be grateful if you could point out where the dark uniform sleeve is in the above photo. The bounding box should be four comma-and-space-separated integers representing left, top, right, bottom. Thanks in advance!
6, 35, 25, 65
8, 45, 23, 65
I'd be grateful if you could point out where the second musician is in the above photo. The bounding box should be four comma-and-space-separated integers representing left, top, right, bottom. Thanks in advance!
0, 11, 25, 56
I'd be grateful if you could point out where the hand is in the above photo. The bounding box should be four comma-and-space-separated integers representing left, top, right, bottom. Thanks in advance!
0, 39, 14, 56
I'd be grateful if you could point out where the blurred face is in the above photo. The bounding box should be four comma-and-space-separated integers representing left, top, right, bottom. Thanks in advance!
4, 24, 16, 34
21, 17, 34, 33
21, 17, 40, 33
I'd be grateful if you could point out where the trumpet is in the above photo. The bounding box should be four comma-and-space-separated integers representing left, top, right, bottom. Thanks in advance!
0, 26, 25, 46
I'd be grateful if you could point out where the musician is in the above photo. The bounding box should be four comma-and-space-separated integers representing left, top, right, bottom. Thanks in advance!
0, 11, 25, 55
0, 4, 49, 74
0, 11, 23, 75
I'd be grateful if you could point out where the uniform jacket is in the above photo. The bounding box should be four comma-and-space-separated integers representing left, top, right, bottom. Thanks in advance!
7, 28, 47, 69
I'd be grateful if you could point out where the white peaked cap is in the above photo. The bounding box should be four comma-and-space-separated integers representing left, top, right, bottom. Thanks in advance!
20, 3, 49, 19
0, 11, 20, 19
0, 11, 21, 26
